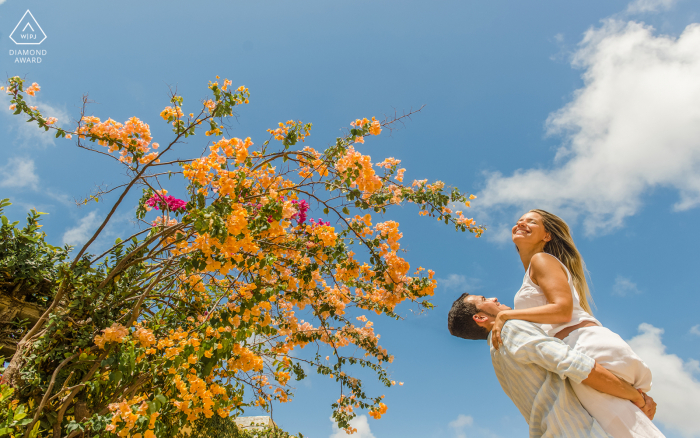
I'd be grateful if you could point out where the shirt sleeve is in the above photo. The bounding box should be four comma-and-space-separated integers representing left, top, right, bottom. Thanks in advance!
500, 320, 595, 384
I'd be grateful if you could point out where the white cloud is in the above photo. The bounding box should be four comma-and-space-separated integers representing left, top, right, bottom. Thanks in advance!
0, 90, 71, 147
438, 274, 481, 292
627, 323, 700, 437
627, 0, 678, 14
612, 275, 641, 297
0, 157, 39, 190
690, 325, 700, 336
476, 20, 700, 235
449, 414, 474, 438
329, 415, 375, 438
62, 211, 101, 247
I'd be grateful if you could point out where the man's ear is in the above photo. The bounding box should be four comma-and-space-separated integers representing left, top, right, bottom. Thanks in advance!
472, 313, 488, 324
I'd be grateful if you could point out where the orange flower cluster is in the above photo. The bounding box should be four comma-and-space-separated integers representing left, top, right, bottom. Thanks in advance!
133, 327, 156, 349
105, 395, 156, 438
336, 146, 382, 198
369, 402, 387, 419
376, 157, 400, 169
267, 120, 309, 142
25, 82, 40, 96
455, 211, 476, 227
94, 323, 129, 349
182, 137, 252, 189
159, 105, 183, 123
226, 344, 264, 373
311, 224, 338, 247
152, 216, 178, 227
77, 116, 159, 164
350, 116, 381, 136
350, 117, 381, 144
172, 373, 229, 420
294, 146, 327, 178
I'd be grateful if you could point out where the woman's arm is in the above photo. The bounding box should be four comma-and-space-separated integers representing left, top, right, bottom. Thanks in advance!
492, 253, 573, 349
583, 362, 646, 409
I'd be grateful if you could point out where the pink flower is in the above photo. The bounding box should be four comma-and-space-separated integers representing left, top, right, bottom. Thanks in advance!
310, 218, 330, 227
145, 193, 187, 212
290, 199, 309, 224
9, 104, 16, 111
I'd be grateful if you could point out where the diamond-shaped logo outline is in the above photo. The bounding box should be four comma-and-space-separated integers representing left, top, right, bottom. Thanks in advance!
9, 10, 47, 45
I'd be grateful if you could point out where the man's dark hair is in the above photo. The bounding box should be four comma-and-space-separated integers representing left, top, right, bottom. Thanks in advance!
447, 293, 489, 340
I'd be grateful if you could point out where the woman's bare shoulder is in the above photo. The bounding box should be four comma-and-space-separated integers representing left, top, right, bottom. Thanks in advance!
530, 253, 566, 277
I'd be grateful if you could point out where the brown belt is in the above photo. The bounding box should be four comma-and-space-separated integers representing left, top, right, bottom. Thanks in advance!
554, 320, 599, 340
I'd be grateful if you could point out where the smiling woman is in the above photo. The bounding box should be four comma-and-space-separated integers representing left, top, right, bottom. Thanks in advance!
491, 209, 602, 344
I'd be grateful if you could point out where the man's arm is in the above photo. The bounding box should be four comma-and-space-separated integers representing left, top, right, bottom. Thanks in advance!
582, 362, 645, 408
503, 321, 596, 384
504, 321, 650, 416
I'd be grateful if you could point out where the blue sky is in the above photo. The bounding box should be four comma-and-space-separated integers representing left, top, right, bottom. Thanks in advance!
2, 0, 700, 437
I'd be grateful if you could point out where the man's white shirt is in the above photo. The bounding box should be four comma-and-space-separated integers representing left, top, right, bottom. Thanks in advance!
489, 320, 610, 438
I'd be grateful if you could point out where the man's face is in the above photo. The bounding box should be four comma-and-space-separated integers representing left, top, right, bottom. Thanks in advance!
465, 295, 511, 318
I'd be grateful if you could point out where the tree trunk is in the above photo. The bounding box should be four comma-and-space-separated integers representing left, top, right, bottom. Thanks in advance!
1, 338, 31, 387
0, 293, 45, 359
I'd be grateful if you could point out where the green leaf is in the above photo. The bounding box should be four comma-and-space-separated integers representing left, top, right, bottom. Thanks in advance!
28, 421, 41, 438
13, 412, 27, 421
155, 394, 167, 406
109, 370, 123, 383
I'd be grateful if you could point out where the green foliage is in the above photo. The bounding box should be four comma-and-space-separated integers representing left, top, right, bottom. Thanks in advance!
0, 198, 70, 308
0, 382, 39, 438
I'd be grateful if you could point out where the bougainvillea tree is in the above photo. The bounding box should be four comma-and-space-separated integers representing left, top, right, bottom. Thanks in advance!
0, 76, 482, 438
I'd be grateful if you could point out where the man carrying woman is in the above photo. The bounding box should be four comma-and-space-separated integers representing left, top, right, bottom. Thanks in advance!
448, 210, 665, 437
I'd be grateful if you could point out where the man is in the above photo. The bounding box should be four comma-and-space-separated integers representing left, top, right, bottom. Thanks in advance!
447, 293, 664, 438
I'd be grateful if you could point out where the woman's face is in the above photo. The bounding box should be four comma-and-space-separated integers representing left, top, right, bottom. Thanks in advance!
512, 211, 550, 247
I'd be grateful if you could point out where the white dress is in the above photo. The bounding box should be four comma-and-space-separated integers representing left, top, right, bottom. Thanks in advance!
514, 253, 664, 438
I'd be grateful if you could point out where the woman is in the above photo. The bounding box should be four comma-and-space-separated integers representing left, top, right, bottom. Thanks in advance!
492, 209, 661, 437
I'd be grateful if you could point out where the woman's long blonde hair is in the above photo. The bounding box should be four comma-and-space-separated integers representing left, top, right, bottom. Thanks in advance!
530, 209, 595, 315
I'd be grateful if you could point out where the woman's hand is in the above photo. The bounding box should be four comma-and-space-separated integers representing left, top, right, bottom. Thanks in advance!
636, 390, 656, 421
491, 311, 512, 350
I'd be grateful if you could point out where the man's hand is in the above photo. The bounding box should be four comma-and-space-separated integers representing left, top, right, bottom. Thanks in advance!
636, 390, 656, 421
491, 311, 511, 350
